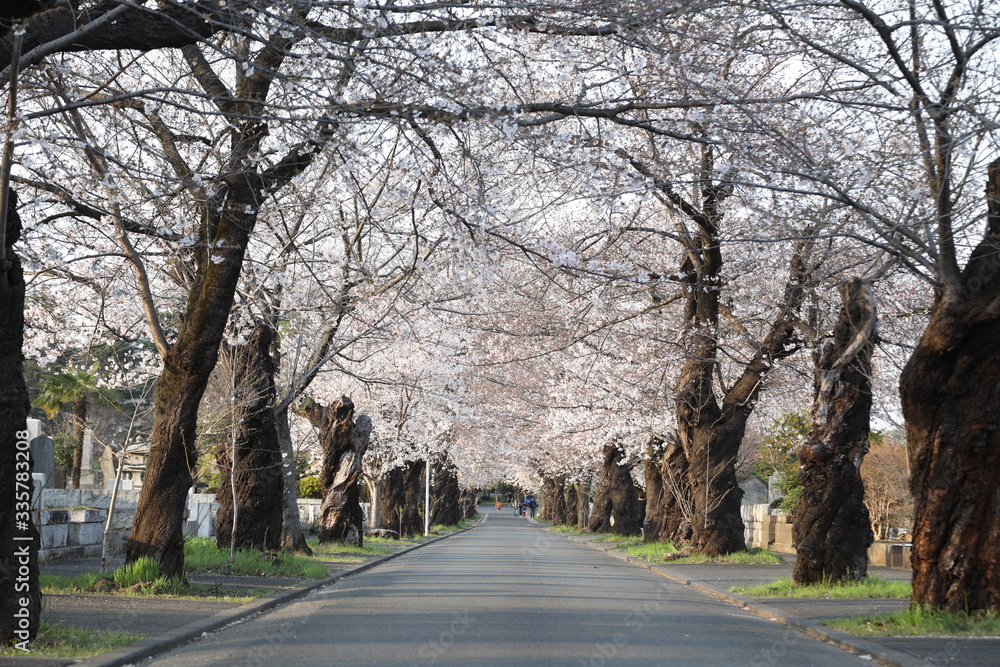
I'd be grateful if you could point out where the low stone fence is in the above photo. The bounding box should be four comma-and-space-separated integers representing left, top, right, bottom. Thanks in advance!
741, 502, 910, 569
38, 489, 139, 562
36, 489, 369, 560
742, 503, 794, 554
39, 508, 114, 561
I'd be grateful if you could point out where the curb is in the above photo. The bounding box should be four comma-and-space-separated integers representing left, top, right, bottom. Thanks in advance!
74, 526, 478, 667
550, 530, 927, 667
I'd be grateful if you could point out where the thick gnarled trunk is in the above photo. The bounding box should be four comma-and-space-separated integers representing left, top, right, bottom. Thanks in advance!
793, 279, 876, 584
379, 460, 426, 537
900, 161, 1000, 611
644, 435, 693, 544
540, 475, 567, 524
428, 455, 462, 527
304, 397, 371, 547
588, 444, 641, 536
1, 193, 40, 645
215, 324, 283, 552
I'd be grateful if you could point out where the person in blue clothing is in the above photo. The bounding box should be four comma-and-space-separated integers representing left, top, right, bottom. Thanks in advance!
527, 496, 537, 519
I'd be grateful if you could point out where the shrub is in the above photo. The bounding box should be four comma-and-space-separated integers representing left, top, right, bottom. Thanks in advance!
298, 475, 323, 499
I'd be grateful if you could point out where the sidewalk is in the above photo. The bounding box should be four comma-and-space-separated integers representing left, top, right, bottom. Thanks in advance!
560, 530, 1000, 667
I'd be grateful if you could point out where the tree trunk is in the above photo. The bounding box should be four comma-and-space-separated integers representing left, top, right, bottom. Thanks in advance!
379, 461, 426, 537
793, 279, 876, 584
642, 440, 666, 542
900, 161, 1000, 611
431, 455, 463, 527
303, 396, 371, 547
550, 476, 569, 525
564, 483, 579, 527
276, 406, 312, 555
1, 191, 40, 645
215, 324, 284, 552
539, 475, 566, 523
127, 31, 325, 576
588, 444, 641, 536
70, 396, 87, 489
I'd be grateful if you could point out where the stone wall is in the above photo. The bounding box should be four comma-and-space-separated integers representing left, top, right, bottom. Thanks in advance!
742, 502, 910, 568
37, 490, 368, 560
742, 504, 795, 554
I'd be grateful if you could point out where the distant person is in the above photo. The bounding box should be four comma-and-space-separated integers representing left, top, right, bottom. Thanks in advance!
495, 500, 502, 514
527, 496, 537, 519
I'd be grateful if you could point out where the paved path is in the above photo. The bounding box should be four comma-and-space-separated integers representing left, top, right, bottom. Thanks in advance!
141, 511, 873, 666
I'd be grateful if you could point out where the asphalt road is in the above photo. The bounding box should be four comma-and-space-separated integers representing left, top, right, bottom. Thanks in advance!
143, 510, 874, 666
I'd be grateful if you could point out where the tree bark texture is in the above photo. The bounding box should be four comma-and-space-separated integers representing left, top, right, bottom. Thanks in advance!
551, 476, 570, 525
793, 279, 876, 584
644, 436, 694, 544
540, 475, 567, 524
0, 191, 40, 645
428, 455, 462, 527
564, 483, 579, 526
304, 396, 371, 547
642, 440, 666, 542
0, 0, 223, 70
276, 406, 311, 555
215, 324, 283, 552
900, 161, 1000, 611
379, 461, 426, 537
588, 444, 641, 536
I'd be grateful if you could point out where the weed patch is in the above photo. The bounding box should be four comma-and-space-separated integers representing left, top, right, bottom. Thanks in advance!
734, 575, 911, 598
184, 537, 328, 579
823, 606, 1000, 636
0, 624, 141, 659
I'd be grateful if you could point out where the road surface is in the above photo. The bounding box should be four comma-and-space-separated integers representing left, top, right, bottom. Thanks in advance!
144, 509, 873, 666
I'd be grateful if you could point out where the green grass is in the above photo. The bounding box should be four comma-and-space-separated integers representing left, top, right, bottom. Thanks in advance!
305, 537, 396, 564
549, 525, 583, 534
733, 575, 911, 599
40, 557, 187, 597
824, 606, 1000, 637
0, 624, 141, 659
617, 538, 786, 565
40, 560, 259, 601
184, 537, 329, 579
589, 533, 626, 542
625, 540, 679, 561
657, 548, 785, 565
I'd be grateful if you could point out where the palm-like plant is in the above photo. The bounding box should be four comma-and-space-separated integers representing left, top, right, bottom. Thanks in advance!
33, 368, 120, 489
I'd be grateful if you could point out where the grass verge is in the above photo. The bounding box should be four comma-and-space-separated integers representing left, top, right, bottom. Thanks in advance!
41, 557, 261, 601
823, 606, 1000, 637
621, 540, 786, 565
0, 624, 141, 659
733, 575, 911, 599
184, 537, 329, 579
